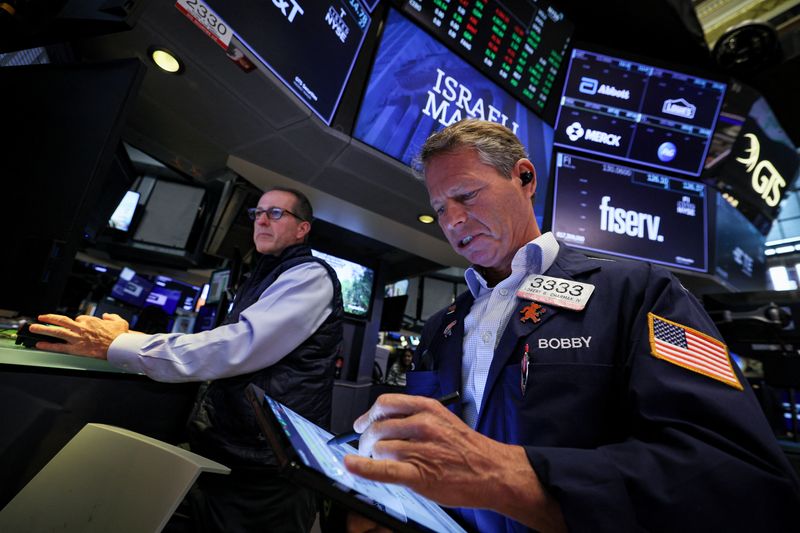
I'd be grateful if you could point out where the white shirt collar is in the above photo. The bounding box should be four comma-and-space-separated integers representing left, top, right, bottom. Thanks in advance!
464, 232, 560, 297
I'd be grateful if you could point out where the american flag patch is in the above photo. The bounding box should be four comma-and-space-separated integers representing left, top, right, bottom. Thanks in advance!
648, 313, 742, 390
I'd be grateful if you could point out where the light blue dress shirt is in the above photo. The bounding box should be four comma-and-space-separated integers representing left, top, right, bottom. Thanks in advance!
461, 232, 560, 427
108, 262, 333, 382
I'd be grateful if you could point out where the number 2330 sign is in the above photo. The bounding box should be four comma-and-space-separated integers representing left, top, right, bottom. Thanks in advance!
176, 0, 232, 50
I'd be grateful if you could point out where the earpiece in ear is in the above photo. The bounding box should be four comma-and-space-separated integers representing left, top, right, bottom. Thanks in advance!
520, 171, 533, 185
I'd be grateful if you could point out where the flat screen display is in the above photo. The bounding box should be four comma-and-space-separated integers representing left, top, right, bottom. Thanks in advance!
551, 152, 708, 272
150, 275, 202, 314
133, 180, 206, 250
353, 8, 554, 228
206, 268, 231, 305
311, 250, 375, 318
250, 387, 467, 533
110, 267, 155, 308
554, 48, 726, 176
206, 0, 370, 124
145, 286, 183, 316
398, 0, 573, 120
713, 192, 766, 291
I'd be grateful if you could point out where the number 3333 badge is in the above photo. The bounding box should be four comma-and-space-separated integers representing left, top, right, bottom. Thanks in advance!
517, 274, 595, 311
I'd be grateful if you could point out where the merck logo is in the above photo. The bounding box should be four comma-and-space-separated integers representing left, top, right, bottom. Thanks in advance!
565, 122, 621, 147
599, 196, 663, 242
736, 133, 786, 208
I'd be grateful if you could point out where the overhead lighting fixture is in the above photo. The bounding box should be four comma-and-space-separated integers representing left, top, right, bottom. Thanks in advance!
417, 214, 435, 224
149, 47, 183, 74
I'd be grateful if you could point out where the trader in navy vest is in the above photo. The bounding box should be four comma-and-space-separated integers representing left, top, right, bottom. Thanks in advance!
344, 119, 799, 532
34, 187, 344, 533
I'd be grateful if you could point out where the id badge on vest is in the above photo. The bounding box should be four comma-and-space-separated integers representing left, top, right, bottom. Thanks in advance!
517, 274, 594, 311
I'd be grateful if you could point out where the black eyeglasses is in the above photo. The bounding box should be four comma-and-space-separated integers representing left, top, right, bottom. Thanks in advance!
247, 206, 305, 222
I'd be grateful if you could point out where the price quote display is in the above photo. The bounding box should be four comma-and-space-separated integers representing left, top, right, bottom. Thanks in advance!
400, 0, 573, 117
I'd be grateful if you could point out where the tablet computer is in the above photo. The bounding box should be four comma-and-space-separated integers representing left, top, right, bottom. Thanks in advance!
244, 383, 467, 533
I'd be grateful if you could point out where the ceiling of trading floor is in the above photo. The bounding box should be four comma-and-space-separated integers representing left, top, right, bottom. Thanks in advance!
3, 0, 800, 270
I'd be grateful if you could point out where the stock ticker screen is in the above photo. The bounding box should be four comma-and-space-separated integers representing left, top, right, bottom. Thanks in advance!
554, 48, 726, 176
550, 152, 708, 272
398, 0, 573, 120
353, 8, 554, 229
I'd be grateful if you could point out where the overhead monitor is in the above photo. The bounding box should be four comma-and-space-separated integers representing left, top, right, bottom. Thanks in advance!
133, 180, 207, 250
311, 250, 375, 319
205, 0, 371, 124
353, 8, 554, 228
712, 96, 799, 234
553, 48, 726, 177
712, 193, 766, 292
550, 152, 708, 273
397, 0, 573, 121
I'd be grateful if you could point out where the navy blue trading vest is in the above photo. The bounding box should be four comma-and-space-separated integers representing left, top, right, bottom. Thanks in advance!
187, 244, 344, 467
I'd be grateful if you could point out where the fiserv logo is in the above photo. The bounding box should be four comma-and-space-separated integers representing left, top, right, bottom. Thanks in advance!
599, 196, 664, 242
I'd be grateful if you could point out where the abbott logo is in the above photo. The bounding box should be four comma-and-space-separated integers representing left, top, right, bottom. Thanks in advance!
579, 77, 598, 95
736, 133, 786, 208
578, 77, 630, 100
599, 196, 663, 241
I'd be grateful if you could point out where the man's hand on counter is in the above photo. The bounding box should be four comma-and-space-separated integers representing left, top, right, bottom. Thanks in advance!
30, 313, 134, 359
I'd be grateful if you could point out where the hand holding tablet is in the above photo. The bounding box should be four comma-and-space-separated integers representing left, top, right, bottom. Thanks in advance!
342, 393, 537, 512
341, 393, 567, 532
245, 384, 467, 533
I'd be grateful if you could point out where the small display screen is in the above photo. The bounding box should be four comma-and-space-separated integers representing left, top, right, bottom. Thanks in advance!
206, 0, 371, 124
109, 269, 200, 314
206, 269, 231, 305
262, 393, 467, 532
145, 286, 183, 316
110, 267, 155, 308
551, 152, 708, 272
554, 48, 726, 176
149, 275, 202, 314
398, 0, 573, 119
353, 8, 554, 228
311, 250, 374, 318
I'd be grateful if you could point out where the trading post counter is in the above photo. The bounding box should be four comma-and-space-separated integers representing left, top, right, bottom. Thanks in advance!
0, 340, 199, 508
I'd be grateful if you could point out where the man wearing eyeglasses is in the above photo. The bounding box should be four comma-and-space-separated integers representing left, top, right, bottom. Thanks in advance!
32, 187, 344, 533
